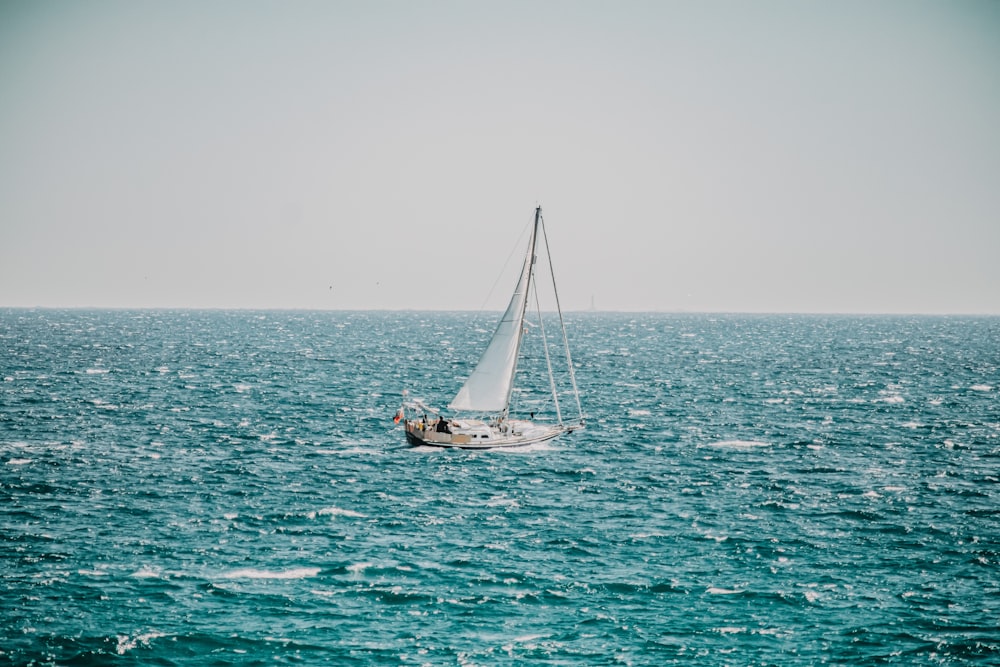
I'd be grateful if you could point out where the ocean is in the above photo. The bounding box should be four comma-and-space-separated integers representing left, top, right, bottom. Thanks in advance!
1, 309, 998, 665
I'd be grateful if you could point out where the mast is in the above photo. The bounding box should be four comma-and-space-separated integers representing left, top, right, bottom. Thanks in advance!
501, 206, 541, 418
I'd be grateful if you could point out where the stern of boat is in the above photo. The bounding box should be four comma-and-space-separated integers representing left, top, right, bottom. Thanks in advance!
404, 420, 475, 447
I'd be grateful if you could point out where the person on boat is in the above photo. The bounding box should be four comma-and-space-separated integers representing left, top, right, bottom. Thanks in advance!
436, 418, 451, 434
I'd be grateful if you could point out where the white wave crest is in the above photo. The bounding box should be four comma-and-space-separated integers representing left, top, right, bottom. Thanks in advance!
485, 496, 519, 508
116, 631, 165, 655
703, 440, 770, 449
77, 568, 110, 577
347, 562, 374, 574
221, 567, 320, 580
309, 507, 366, 519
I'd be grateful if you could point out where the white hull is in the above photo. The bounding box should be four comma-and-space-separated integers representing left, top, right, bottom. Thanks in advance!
405, 418, 577, 450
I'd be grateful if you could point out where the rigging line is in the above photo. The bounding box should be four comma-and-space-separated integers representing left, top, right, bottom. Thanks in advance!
532, 268, 563, 425
473, 217, 533, 328
539, 212, 584, 424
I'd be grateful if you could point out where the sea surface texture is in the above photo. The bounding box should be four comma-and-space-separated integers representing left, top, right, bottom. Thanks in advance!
2, 310, 998, 665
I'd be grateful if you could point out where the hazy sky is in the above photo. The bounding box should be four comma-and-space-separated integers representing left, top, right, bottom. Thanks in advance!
2, 1, 998, 313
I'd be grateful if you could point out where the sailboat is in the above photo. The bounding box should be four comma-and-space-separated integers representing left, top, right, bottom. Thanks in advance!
399, 206, 584, 449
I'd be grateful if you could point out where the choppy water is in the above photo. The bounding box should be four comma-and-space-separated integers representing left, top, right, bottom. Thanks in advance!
2, 309, 998, 665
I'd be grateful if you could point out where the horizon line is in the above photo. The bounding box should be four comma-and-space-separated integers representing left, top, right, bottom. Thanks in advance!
2, 305, 998, 317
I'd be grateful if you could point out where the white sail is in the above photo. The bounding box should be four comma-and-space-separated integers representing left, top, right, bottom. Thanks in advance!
448, 215, 538, 413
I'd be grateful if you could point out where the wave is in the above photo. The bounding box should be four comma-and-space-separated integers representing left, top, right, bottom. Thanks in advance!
221, 567, 320, 580
702, 440, 771, 449
312, 506, 366, 518
116, 631, 166, 655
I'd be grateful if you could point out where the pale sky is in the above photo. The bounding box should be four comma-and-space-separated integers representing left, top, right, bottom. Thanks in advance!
2, 1, 998, 313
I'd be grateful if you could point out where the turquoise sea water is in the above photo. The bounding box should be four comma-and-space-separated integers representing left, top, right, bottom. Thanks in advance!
2, 310, 998, 665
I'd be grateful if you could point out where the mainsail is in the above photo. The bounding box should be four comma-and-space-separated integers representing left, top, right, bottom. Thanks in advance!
447, 211, 540, 413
